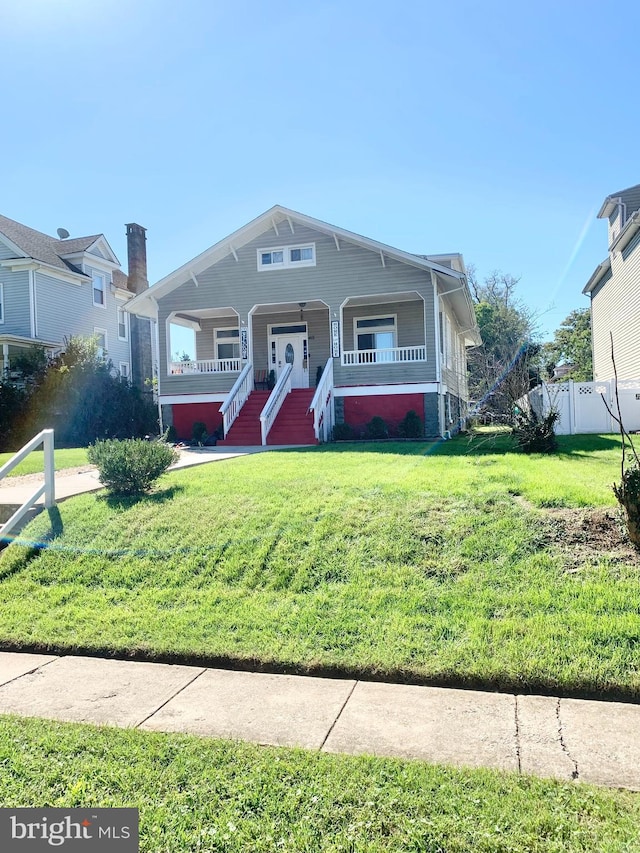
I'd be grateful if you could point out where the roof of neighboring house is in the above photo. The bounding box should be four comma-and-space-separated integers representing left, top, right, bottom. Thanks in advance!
112, 269, 130, 291
0, 214, 120, 279
126, 205, 481, 342
598, 183, 640, 219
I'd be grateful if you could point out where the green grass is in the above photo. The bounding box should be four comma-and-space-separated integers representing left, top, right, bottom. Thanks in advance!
1, 435, 638, 695
1, 715, 638, 852
0, 447, 89, 477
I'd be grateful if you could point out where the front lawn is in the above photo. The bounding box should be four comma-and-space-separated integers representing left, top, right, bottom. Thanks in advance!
0, 436, 638, 696
1, 715, 638, 852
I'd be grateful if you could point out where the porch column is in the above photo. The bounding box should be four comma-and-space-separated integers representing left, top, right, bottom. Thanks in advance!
2, 343, 8, 376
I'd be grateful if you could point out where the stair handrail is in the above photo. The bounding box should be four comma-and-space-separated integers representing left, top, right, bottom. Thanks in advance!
259, 363, 293, 446
0, 429, 55, 539
308, 356, 334, 443
220, 362, 253, 437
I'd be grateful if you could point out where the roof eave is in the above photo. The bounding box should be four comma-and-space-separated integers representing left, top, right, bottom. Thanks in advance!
610, 211, 640, 253
583, 259, 611, 294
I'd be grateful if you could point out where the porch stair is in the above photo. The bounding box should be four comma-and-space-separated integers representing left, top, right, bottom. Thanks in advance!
267, 388, 317, 446
218, 391, 269, 446
218, 389, 317, 446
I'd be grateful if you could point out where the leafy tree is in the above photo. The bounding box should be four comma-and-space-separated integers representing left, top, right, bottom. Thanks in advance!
467, 268, 538, 415
12, 336, 158, 448
542, 308, 592, 382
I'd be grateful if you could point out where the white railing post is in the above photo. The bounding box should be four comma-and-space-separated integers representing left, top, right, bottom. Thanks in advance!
308, 356, 334, 442
43, 429, 55, 508
259, 364, 293, 445
341, 345, 426, 366
0, 429, 56, 539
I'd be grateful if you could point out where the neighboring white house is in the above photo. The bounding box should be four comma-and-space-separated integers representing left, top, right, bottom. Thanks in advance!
583, 183, 640, 380
126, 205, 481, 443
0, 215, 155, 388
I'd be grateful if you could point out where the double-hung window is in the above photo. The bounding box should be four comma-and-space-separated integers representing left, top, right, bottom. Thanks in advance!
117, 307, 128, 340
94, 328, 107, 357
92, 272, 106, 307
215, 327, 240, 361
354, 316, 396, 363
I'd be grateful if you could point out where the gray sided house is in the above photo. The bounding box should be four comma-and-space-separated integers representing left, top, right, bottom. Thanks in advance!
584, 183, 640, 380
126, 206, 481, 444
0, 215, 155, 389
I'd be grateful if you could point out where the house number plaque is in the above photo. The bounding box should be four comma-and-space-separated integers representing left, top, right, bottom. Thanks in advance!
241, 328, 248, 360
331, 320, 340, 358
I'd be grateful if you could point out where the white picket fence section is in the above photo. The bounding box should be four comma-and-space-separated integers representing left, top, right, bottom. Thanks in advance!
524, 379, 640, 435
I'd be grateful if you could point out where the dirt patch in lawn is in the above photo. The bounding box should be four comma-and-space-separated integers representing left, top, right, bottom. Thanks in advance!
541, 506, 639, 570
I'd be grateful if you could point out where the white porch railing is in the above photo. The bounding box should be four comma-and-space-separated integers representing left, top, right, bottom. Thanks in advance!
308, 356, 334, 443
220, 362, 253, 437
0, 429, 55, 539
170, 358, 242, 375
341, 345, 426, 366
260, 363, 293, 446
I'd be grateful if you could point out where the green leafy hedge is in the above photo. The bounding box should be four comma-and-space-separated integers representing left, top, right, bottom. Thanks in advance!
87, 439, 179, 495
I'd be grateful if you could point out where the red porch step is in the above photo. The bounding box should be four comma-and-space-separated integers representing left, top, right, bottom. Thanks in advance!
218, 389, 317, 447
267, 388, 317, 445
217, 391, 270, 446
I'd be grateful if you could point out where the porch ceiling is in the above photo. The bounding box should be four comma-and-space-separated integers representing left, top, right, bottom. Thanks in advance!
250, 300, 328, 315
173, 307, 238, 322
343, 290, 423, 308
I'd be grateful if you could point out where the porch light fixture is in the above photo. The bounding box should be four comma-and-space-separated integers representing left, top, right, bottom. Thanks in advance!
298, 302, 306, 320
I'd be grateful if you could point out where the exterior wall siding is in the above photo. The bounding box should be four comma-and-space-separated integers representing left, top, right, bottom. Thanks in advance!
156, 222, 439, 393
0, 238, 19, 261
35, 271, 131, 368
591, 241, 640, 380
0, 269, 31, 337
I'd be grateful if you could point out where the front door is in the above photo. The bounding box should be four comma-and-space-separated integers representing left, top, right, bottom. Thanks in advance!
276, 333, 308, 388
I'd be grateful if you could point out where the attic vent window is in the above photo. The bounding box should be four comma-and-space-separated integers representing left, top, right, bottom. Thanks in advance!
258, 243, 316, 271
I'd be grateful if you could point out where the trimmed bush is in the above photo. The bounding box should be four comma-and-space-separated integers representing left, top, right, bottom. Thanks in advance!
164, 425, 178, 444
365, 416, 389, 440
332, 422, 354, 441
192, 421, 208, 446
87, 439, 179, 495
398, 409, 423, 438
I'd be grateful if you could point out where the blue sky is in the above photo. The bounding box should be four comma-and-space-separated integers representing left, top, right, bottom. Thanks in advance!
2, 0, 638, 354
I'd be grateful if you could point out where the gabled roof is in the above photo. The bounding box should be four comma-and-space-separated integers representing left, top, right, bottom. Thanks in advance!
598, 183, 640, 219
127, 205, 479, 340
0, 214, 119, 278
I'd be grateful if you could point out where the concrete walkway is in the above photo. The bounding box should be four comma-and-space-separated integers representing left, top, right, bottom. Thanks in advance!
0, 652, 639, 790
0, 445, 284, 507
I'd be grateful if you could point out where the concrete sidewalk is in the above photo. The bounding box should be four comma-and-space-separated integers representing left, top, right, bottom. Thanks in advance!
0, 445, 280, 508
0, 652, 638, 790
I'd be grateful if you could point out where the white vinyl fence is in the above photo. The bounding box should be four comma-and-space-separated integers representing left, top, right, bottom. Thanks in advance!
523, 379, 640, 435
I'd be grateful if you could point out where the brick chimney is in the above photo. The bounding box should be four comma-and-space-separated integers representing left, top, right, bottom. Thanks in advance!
125, 222, 153, 393
125, 223, 148, 295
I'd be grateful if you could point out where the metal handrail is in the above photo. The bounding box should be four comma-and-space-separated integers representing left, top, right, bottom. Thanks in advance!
308, 356, 334, 442
0, 429, 55, 539
259, 364, 293, 445
220, 362, 253, 437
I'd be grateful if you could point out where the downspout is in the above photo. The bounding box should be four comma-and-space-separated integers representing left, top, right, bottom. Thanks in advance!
29, 268, 37, 338
431, 270, 445, 437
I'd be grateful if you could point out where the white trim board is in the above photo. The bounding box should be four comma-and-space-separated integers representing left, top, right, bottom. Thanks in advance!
334, 383, 440, 397
159, 394, 228, 405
